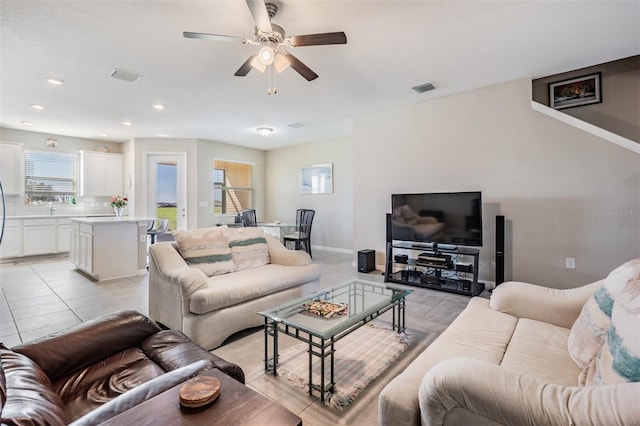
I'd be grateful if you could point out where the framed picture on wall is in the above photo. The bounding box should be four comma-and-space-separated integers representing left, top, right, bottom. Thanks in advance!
300, 163, 333, 194
549, 72, 602, 110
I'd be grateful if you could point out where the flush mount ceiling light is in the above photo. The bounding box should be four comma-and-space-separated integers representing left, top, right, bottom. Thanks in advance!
46, 78, 64, 85
31, 104, 45, 110
152, 104, 165, 110
256, 127, 273, 136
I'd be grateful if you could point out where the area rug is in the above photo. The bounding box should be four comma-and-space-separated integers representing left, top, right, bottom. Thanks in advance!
275, 323, 409, 409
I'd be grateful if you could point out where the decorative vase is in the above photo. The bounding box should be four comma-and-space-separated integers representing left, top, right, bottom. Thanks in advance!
114, 206, 124, 218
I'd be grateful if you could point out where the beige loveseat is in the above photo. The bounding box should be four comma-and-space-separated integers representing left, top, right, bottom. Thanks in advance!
379, 258, 640, 425
149, 226, 321, 350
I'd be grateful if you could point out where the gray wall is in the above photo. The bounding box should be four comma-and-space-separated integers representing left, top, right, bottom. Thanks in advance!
196, 139, 266, 229
265, 137, 353, 252
532, 55, 640, 143
352, 78, 639, 289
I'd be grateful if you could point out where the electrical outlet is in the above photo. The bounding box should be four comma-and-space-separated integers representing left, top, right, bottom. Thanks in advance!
566, 257, 576, 269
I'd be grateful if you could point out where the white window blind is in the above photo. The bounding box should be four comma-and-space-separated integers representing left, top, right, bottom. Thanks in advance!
25, 150, 77, 202
213, 160, 252, 215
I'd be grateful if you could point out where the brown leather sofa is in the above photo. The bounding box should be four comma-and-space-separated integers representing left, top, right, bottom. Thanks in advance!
0, 310, 244, 425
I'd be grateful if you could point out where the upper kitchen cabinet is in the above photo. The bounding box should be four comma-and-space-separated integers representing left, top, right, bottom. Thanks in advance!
0, 142, 23, 194
79, 150, 123, 196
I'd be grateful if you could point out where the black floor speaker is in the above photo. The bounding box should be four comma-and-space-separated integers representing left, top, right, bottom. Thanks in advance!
496, 215, 505, 285
358, 249, 376, 273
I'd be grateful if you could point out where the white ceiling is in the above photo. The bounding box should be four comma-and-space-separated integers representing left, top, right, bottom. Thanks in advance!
1, 0, 639, 150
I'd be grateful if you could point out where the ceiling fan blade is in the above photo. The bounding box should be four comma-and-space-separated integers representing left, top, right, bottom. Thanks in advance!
183, 31, 246, 43
245, 0, 272, 33
234, 54, 257, 76
289, 32, 347, 47
284, 53, 318, 81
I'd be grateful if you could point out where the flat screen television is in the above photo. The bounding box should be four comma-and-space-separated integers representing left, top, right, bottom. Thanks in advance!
391, 191, 483, 247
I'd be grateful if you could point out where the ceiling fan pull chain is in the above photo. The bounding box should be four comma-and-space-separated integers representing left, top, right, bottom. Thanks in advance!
267, 64, 272, 95
274, 65, 278, 94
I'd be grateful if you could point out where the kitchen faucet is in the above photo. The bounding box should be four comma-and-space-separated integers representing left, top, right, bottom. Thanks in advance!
49, 202, 57, 215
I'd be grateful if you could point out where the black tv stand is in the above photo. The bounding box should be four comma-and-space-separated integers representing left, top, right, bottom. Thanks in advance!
384, 241, 484, 296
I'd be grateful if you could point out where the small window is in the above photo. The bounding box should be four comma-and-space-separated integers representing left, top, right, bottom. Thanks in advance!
24, 150, 77, 204
213, 159, 252, 215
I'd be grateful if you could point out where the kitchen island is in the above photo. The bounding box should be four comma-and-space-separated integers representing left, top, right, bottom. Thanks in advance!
70, 216, 154, 281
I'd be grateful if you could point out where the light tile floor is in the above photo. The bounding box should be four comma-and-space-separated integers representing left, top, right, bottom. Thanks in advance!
0, 249, 478, 425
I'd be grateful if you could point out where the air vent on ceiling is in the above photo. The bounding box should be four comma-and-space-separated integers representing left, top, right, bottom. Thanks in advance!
412, 82, 435, 93
110, 69, 142, 83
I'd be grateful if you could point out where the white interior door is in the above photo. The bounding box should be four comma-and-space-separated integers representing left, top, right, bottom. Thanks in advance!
145, 153, 187, 231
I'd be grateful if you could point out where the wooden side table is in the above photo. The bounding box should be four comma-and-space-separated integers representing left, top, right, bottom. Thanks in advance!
100, 369, 301, 426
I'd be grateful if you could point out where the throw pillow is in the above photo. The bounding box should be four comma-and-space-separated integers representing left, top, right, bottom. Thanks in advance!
173, 227, 235, 276
586, 279, 640, 385
227, 227, 269, 271
567, 258, 640, 385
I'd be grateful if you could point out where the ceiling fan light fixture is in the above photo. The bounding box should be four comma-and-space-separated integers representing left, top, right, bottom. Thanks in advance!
250, 55, 267, 73
257, 45, 275, 66
256, 127, 274, 136
274, 53, 290, 73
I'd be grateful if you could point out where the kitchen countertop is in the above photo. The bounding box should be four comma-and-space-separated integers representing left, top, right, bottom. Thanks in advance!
70, 216, 155, 224
7, 214, 117, 219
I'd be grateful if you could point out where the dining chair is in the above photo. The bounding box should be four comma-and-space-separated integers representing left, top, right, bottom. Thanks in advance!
147, 218, 170, 244
240, 209, 257, 227
284, 209, 315, 257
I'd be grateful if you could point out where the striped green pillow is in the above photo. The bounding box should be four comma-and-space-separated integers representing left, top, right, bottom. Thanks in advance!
588, 279, 640, 385
228, 227, 269, 271
174, 227, 234, 276
568, 258, 640, 385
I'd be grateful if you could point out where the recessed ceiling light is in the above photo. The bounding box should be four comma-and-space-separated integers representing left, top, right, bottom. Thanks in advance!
31, 104, 45, 110
46, 78, 64, 85
101, 133, 110, 137
21, 121, 33, 126
156, 133, 169, 137
256, 127, 274, 136
152, 104, 165, 110
121, 121, 132, 126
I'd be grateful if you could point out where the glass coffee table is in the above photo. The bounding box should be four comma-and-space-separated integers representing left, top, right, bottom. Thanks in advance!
258, 279, 413, 401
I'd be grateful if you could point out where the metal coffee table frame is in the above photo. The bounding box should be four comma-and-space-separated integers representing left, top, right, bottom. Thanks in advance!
259, 280, 412, 402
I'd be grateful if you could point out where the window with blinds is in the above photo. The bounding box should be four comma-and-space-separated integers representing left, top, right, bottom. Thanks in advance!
213, 160, 252, 215
25, 150, 77, 203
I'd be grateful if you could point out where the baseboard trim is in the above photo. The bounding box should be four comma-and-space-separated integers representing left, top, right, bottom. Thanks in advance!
312, 245, 353, 255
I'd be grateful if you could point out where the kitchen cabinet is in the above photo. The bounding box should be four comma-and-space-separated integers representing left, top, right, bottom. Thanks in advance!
79, 151, 123, 196
0, 142, 23, 195
70, 217, 151, 281
22, 218, 56, 256
57, 218, 71, 252
0, 219, 21, 257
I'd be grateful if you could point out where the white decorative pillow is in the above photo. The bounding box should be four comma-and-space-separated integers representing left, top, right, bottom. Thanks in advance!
586, 279, 640, 385
173, 227, 235, 276
227, 227, 269, 271
568, 258, 640, 385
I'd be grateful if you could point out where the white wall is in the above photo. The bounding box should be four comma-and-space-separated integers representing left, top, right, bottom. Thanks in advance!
0, 127, 123, 216
353, 78, 640, 289
265, 137, 353, 252
130, 138, 199, 228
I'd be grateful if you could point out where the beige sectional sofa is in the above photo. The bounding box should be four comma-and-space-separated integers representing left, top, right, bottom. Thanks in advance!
148, 226, 321, 350
379, 259, 640, 425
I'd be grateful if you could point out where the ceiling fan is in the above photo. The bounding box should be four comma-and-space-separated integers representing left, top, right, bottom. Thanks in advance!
183, 0, 347, 85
